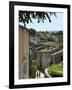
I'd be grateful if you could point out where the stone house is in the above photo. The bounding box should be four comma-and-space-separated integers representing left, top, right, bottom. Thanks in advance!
37, 47, 63, 70
51, 49, 63, 64
19, 25, 29, 79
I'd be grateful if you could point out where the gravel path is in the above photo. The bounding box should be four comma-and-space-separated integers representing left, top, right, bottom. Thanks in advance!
45, 68, 52, 78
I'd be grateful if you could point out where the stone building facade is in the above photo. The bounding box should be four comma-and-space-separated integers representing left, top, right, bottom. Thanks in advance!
37, 48, 63, 70
19, 25, 29, 79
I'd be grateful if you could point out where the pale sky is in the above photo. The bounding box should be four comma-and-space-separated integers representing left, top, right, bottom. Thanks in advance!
20, 12, 63, 32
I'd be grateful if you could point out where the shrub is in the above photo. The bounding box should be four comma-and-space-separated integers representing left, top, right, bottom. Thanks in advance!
48, 64, 63, 77
30, 60, 39, 78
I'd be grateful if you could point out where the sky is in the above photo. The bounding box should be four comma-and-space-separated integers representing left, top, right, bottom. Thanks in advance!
20, 12, 63, 32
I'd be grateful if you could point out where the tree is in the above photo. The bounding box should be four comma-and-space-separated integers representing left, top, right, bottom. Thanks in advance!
29, 28, 36, 36
30, 60, 39, 78
56, 31, 63, 48
19, 11, 56, 26
47, 36, 55, 42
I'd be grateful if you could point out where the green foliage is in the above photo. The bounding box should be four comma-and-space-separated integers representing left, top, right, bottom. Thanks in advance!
48, 64, 63, 77
19, 11, 56, 26
57, 36, 63, 48
53, 31, 63, 48
30, 28, 36, 36
40, 37, 45, 41
59, 41, 63, 48
57, 31, 63, 35
30, 60, 39, 78
47, 36, 55, 42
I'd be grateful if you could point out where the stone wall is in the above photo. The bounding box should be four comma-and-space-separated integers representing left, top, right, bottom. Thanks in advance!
19, 25, 29, 79
37, 48, 63, 70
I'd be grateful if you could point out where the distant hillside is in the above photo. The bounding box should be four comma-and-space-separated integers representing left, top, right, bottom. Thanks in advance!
30, 29, 63, 48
